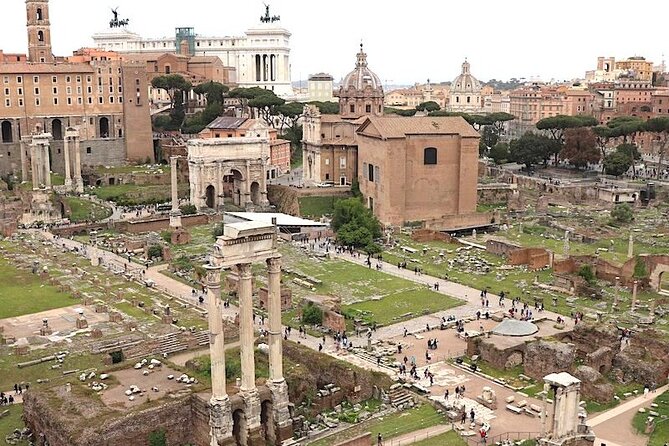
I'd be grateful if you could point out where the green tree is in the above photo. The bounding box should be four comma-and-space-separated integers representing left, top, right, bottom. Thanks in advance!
148, 429, 167, 446
351, 178, 362, 198
633, 257, 648, 279
385, 107, 417, 117
481, 125, 499, 150
193, 81, 229, 104
301, 302, 323, 325
151, 74, 192, 110
578, 265, 596, 285
488, 142, 510, 165
152, 115, 171, 131
611, 203, 633, 223
559, 127, 600, 169
332, 198, 381, 251
536, 115, 597, 163
147, 245, 163, 259
416, 101, 441, 112
179, 204, 197, 215
309, 101, 339, 114
509, 132, 559, 170
644, 117, 669, 178
603, 150, 633, 177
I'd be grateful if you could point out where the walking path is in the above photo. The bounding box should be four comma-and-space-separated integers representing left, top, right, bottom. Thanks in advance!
588, 384, 669, 427
384, 424, 452, 446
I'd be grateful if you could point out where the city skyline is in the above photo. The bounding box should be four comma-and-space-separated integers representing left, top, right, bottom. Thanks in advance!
0, 0, 667, 86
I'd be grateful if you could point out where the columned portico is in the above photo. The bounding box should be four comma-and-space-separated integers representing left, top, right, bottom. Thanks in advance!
30, 132, 52, 190
63, 127, 83, 193
206, 220, 292, 446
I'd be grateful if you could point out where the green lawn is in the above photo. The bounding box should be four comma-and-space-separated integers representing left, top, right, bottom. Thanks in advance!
299, 196, 342, 218
0, 257, 75, 319
411, 431, 465, 446
0, 404, 28, 445
89, 183, 188, 206
63, 197, 112, 222
281, 251, 463, 326
309, 404, 445, 446
632, 389, 669, 445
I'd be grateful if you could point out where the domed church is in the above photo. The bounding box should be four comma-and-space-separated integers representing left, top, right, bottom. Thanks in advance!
449, 59, 483, 113
336, 43, 385, 119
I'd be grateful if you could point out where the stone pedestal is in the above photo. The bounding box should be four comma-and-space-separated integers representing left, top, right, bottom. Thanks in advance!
161, 314, 173, 325
75, 317, 88, 329
169, 211, 183, 229
210, 396, 234, 446
267, 380, 293, 442
240, 389, 263, 446
171, 227, 191, 245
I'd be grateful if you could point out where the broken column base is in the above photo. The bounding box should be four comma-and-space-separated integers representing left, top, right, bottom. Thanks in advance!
267, 380, 293, 443
240, 389, 263, 446
171, 227, 191, 245
537, 432, 596, 446
75, 317, 88, 329
39, 328, 53, 336
209, 396, 234, 446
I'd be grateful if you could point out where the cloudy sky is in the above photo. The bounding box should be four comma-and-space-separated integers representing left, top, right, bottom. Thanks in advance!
1, 0, 666, 85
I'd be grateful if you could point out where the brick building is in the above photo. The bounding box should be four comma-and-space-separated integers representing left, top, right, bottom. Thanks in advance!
0, 0, 153, 177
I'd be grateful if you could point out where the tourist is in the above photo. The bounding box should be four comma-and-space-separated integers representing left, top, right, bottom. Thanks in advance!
444, 389, 449, 401
461, 410, 467, 424
13, 384, 17, 395
644, 385, 650, 398
434, 282, 439, 291
318, 343, 323, 352
377, 433, 383, 446
8, 396, 13, 405
470, 408, 475, 423
403, 327, 408, 337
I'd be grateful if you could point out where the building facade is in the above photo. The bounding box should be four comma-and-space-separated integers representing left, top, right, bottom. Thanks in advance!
0, 0, 153, 176
335, 44, 384, 119
92, 6, 293, 97
449, 60, 483, 113
356, 116, 480, 226
307, 73, 334, 102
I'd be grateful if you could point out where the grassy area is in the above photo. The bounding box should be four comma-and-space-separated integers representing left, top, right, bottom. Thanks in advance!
63, 197, 112, 222
309, 404, 445, 446
89, 183, 188, 206
113, 301, 155, 322
411, 431, 465, 446
0, 404, 28, 445
0, 257, 75, 319
281, 249, 462, 326
299, 196, 342, 218
632, 389, 669, 445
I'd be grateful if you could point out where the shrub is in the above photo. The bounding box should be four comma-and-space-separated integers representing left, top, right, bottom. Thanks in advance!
180, 204, 197, 215
301, 302, 323, 325
213, 223, 225, 239
578, 264, 596, 285
160, 231, 172, 243
147, 244, 163, 259
148, 429, 167, 446
611, 203, 633, 224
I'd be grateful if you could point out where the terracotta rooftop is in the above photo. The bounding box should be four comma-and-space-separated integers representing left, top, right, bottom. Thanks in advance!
358, 116, 480, 139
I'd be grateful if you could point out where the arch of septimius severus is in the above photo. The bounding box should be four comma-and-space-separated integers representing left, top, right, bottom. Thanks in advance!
204, 219, 291, 446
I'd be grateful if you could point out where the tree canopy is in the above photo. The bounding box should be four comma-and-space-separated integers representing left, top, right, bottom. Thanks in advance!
509, 132, 560, 170
603, 150, 633, 177
416, 101, 441, 112
488, 142, 510, 165
332, 198, 382, 253
559, 127, 600, 169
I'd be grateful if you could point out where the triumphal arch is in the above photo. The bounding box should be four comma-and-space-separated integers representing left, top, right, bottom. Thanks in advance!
188, 122, 270, 211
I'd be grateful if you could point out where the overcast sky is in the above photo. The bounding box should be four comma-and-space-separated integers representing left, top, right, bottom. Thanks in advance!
1, 0, 666, 85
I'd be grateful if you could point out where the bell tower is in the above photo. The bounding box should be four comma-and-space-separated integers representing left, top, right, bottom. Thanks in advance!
26, 0, 53, 63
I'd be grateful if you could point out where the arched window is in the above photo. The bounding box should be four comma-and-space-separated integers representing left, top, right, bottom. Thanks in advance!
37, 31, 44, 42
36, 8, 43, 21
424, 147, 437, 165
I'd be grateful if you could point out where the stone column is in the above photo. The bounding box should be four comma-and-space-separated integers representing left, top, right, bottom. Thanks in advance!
628, 232, 634, 259
237, 262, 262, 445
243, 161, 252, 206
63, 136, 73, 189
632, 280, 638, 311
19, 136, 29, 183
563, 230, 570, 256
42, 142, 51, 189
260, 159, 269, 206
30, 142, 39, 189
73, 135, 83, 193
238, 262, 256, 392
169, 156, 182, 228
266, 256, 292, 441
204, 263, 233, 446
267, 256, 283, 383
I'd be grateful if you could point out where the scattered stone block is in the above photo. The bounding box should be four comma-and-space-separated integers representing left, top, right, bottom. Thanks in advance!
505, 396, 515, 403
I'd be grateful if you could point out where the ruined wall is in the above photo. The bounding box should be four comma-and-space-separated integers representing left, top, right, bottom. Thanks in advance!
509, 248, 551, 270
485, 238, 521, 257
283, 341, 393, 407
523, 340, 575, 380
23, 390, 200, 446
267, 185, 299, 216
411, 229, 460, 244
468, 336, 526, 370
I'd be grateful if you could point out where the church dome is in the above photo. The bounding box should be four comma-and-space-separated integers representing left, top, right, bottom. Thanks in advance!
341, 44, 383, 92
451, 60, 481, 94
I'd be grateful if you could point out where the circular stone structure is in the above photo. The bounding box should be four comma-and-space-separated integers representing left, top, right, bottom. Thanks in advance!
492, 319, 539, 337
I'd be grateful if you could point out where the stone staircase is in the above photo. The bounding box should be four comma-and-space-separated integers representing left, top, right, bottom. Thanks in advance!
351, 349, 397, 373
154, 332, 189, 356
388, 384, 415, 409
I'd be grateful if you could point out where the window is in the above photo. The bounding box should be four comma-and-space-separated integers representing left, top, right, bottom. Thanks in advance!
52, 76, 57, 83
466, 96, 471, 103
67, 97, 72, 105
33, 76, 39, 83
424, 147, 437, 165
36, 7, 43, 20
77, 97, 82, 105
52, 87, 57, 94
86, 76, 91, 83
34, 87, 40, 95
16, 76, 22, 83
350, 104, 355, 113
86, 147, 92, 154
53, 97, 58, 105
18, 98, 23, 106
86, 86, 91, 94
4, 99, 9, 107
66, 76, 71, 83
325, 158, 330, 165
98, 97, 103, 104
2, 76, 7, 84
3, 88, 8, 95
35, 98, 40, 106
365, 104, 371, 113
340, 157, 346, 168
109, 96, 114, 103
38, 31, 44, 42
368, 163, 374, 182
87, 97, 92, 104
